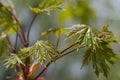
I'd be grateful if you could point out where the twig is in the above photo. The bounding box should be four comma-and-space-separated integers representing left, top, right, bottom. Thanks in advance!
12, 12, 27, 45
6, 32, 16, 53
56, 30, 61, 49
35, 45, 85, 79
60, 41, 79, 54
35, 61, 52, 79
27, 14, 37, 44
9, 1, 27, 47
14, 32, 18, 49
20, 64, 27, 80
56, 45, 85, 60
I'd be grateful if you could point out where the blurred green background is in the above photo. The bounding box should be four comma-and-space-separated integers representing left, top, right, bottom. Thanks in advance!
0, 0, 120, 80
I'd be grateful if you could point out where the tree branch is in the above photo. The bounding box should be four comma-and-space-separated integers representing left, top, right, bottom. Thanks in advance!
60, 41, 79, 54
27, 14, 37, 44
35, 45, 85, 79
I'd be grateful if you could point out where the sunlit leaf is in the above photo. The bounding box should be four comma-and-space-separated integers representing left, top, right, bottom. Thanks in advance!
58, 6, 72, 23
30, 40, 60, 65
58, 0, 95, 24
66, 24, 98, 46
29, 0, 64, 15
66, 24, 116, 77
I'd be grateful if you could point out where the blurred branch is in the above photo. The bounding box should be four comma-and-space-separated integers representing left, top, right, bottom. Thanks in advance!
14, 33, 18, 49
27, 14, 37, 45
56, 30, 61, 48
9, 0, 28, 47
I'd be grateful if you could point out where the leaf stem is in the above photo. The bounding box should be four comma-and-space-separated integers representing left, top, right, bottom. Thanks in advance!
27, 14, 37, 45
14, 33, 18, 49
12, 12, 28, 46
56, 30, 61, 48
9, 1, 28, 47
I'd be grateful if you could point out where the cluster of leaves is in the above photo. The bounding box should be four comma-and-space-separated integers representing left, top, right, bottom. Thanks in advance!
40, 24, 116, 77
4, 40, 60, 68
0, 0, 117, 79
29, 0, 64, 15
39, 24, 117, 77
66, 24, 116, 77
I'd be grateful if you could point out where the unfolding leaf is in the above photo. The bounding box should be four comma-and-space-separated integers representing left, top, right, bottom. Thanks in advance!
102, 24, 109, 32
41, 27, 67, 38
30, 40, 60, 64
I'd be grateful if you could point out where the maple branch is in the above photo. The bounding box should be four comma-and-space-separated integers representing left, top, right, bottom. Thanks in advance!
60, 41, 79, 54
35, 44, 85, 79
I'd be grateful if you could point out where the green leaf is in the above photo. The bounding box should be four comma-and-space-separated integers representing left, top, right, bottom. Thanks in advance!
58, 0, 95, 24
0, 32, 8, 57
58, 6, 72, 23
0, 2, 17, 33
29, 0, 64, 15
66, 24, 97, 46
4, 54, 24, 68
66, 24, 116, 77
41, 27, 67, 38
81, 40, 116, 77
30, 40, 60, 64
66, 24, 116, 46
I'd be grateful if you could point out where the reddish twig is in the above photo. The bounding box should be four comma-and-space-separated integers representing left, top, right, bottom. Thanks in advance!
60, 41, 79, 54
9, 1, 28, 47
